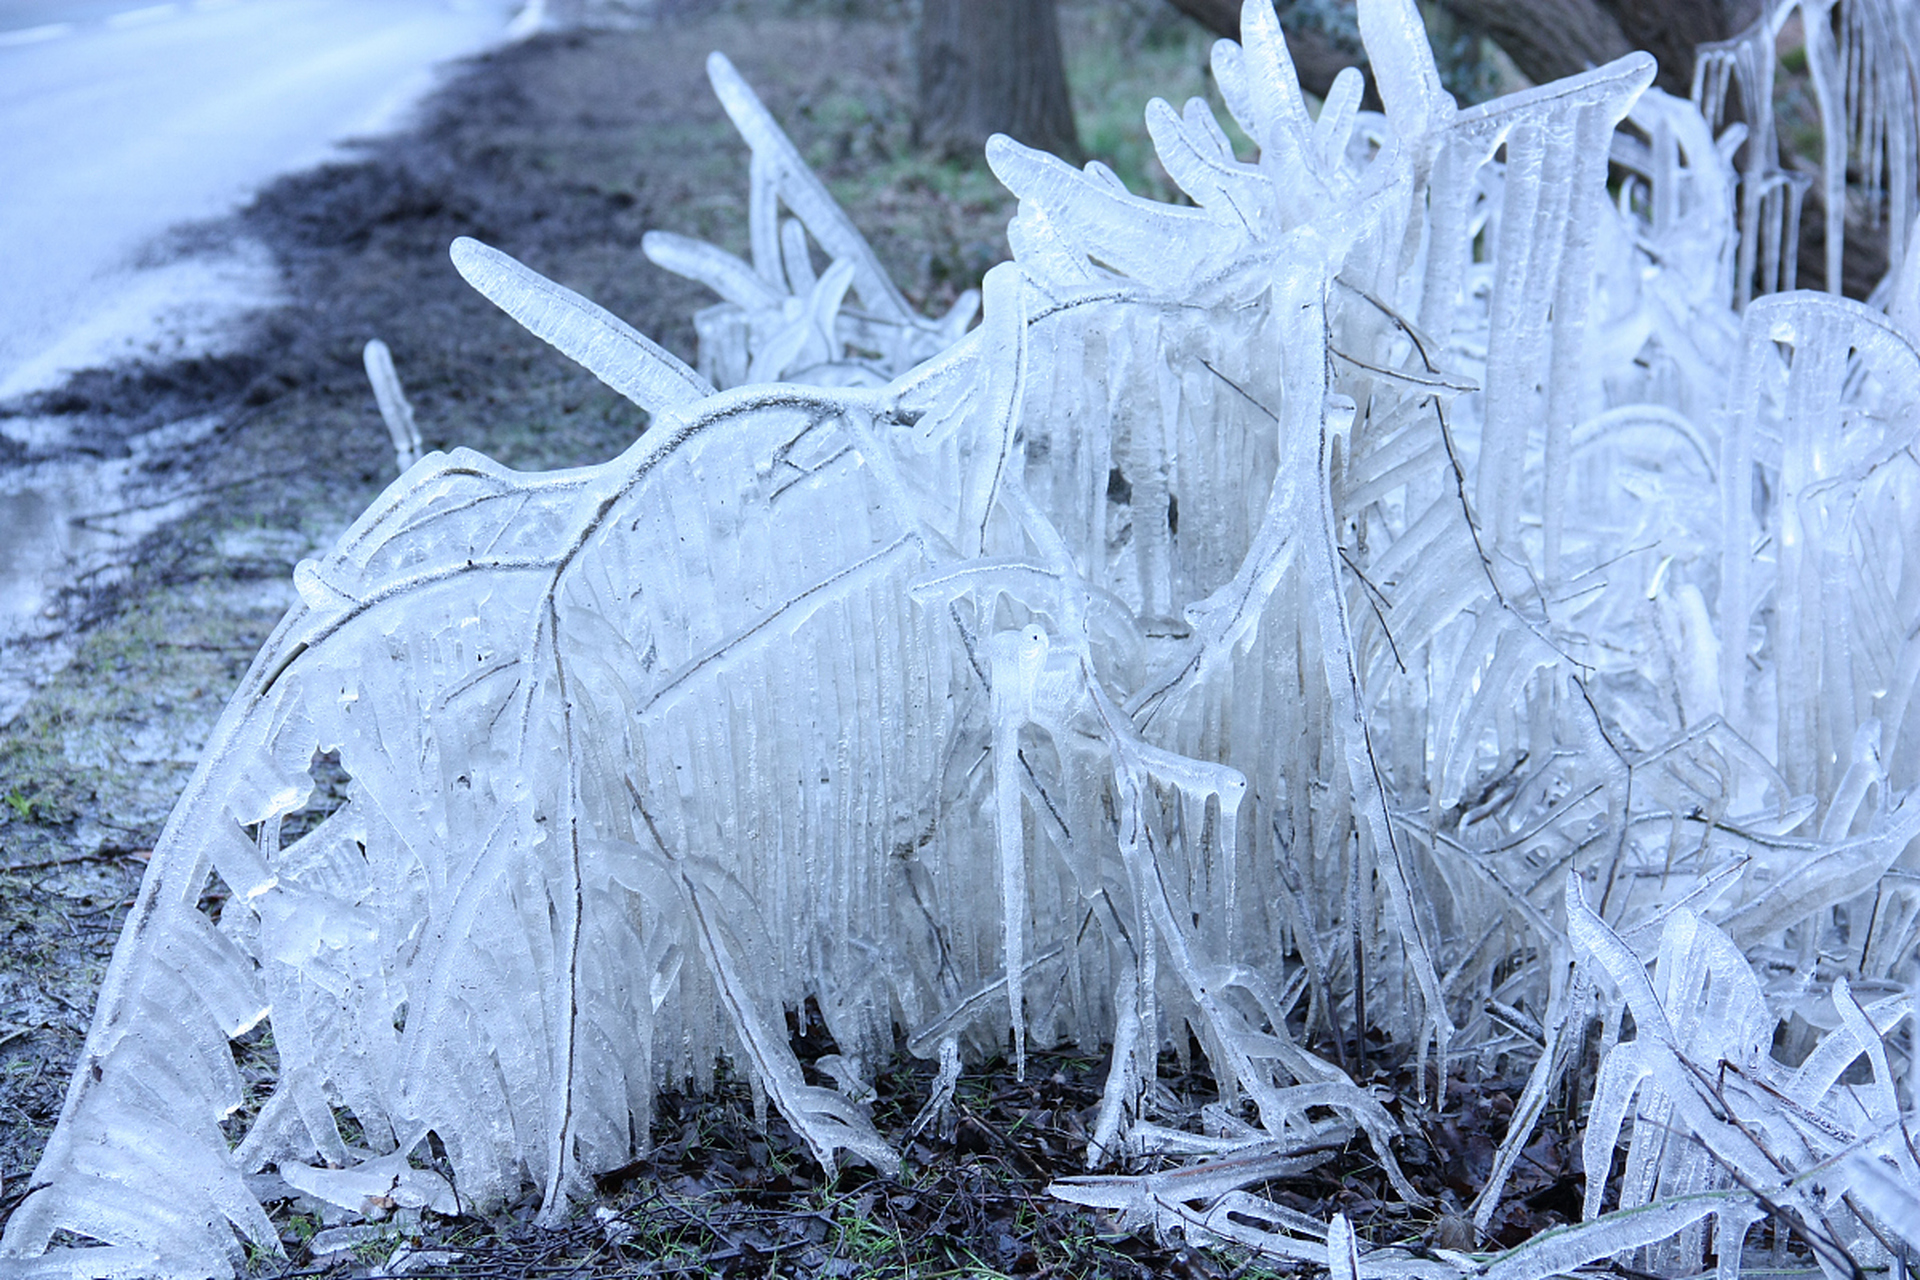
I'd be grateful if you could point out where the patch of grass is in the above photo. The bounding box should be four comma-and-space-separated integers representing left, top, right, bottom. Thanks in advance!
352, 1227, 406, 1267
0, 727, 90, 835
241, 1236, 284, 1276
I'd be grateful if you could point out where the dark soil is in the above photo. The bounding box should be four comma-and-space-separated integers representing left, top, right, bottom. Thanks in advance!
205, 1033, 1589, 1278
0, 8, 1585, 1276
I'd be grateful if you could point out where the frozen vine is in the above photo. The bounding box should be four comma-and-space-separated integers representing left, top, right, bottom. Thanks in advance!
4, 2, 1919, 1277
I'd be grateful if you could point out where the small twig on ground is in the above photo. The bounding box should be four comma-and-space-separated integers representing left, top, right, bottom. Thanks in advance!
69, 466, 307, 528
0, 846, 149, 874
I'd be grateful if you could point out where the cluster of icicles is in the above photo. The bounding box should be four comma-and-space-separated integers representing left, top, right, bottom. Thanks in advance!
7, 0, 1920, 1275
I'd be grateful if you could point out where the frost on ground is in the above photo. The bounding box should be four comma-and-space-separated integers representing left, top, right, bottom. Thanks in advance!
5, 0, 1920, 1276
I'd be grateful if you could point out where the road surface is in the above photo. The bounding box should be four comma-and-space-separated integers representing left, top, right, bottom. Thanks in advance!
0, 0, 525, 721
0, 0, 524, 399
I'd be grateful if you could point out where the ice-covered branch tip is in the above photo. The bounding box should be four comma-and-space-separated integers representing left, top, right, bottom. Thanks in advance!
362, 339, 422, 473
451, 236, 714, 411
9, 0, 1920, 1275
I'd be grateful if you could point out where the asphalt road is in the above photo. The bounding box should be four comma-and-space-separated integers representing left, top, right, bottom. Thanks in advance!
0, 0, 527, 719
0, 0, 523, 398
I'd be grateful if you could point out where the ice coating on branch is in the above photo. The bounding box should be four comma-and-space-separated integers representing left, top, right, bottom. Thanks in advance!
642, 52, 977, 389
8, 1, 1920, 1276
1569, 878, 1919, 1278
362, 339, 423, 473
452, 237, 715, 410
1693, 0, 1920, 302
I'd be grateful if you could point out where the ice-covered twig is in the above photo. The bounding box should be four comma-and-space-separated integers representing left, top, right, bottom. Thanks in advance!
362, 339, 423, 474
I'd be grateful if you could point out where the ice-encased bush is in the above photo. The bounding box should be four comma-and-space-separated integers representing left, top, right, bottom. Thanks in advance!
6, 0, 1920, 1276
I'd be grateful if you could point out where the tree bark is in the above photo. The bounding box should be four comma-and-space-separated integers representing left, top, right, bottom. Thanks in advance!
1597, 0, 1745, 95
1169, 0, 1738, 102
1800, 188, 1891, 299
916, 0, 1081, 163
1432, 0, 1634, 87
1435, 0, 1742, 96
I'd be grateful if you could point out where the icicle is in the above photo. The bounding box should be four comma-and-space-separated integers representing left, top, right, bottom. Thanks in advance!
988, 624, 1050, 1077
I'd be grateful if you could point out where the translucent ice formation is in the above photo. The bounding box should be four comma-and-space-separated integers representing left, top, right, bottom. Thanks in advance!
7, 2, 1919, 1276
640, 54, 978, 388
1693, 0, 1920, 302
362, 339, 422, 473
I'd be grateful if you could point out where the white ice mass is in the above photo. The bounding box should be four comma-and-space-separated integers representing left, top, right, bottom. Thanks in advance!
6, 0, 1920, 1276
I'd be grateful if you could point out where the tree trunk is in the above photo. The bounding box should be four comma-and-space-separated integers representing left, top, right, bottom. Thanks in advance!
1599, 0, 1737, 94
1434, 0, 1741, 96
1432, 0, 1634, 87
916, 0, 1081, 162
1170, 0, 1738, 102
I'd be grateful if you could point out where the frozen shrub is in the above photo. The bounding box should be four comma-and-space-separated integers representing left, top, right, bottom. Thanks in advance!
5, 1, 1918, 1276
